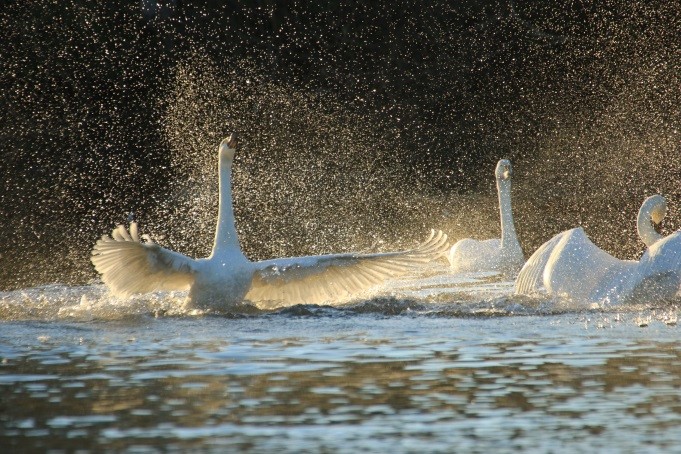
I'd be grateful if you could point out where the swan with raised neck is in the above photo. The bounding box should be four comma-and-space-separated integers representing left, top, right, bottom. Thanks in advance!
91, 134, 450, 311
447, 159, 524, 274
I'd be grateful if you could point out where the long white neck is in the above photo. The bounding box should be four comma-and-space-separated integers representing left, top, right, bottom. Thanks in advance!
211, 158, 241, 256
637, 196, 665, 247
497, 178, 519, 250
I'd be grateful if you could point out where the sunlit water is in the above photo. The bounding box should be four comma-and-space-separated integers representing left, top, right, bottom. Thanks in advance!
1, 265, 680, 452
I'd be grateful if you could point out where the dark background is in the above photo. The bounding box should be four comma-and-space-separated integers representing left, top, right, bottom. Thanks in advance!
1, 0, 679, 290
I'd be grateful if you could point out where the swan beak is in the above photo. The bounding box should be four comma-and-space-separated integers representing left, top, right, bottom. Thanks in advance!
503, 170, 512, 180
226, 133, 238, 149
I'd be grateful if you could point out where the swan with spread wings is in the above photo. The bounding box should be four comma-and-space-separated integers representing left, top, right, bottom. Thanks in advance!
91, 134, 449, 310
515, 195, 681, 304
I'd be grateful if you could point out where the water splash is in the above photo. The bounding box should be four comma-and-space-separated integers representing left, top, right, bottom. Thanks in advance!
157, 56, 451, 262
2, 268, 678, 324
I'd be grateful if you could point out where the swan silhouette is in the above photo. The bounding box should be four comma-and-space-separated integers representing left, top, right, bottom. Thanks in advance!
447, 159, 524, 274
515, 195, 680, 304
91, 134, 449, 310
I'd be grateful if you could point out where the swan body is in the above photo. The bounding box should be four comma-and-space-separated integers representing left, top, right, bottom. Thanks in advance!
92, 135, 449, 310
448, 159, 524, 274
515, 195, 680, 304
634, 230, 681, 301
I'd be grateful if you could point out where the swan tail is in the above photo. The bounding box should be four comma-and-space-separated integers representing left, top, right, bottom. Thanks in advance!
91, 222, 196, 297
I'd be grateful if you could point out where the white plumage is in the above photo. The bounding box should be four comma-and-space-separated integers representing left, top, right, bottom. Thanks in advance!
515, 195, 680, 304
92, 134, 449, 310
448, 159, 524, 274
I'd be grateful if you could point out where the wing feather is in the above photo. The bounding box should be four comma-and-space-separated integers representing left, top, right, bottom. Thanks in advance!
514, 230, 571, 296
91, 222, 196, 297
246, 230, 449, 307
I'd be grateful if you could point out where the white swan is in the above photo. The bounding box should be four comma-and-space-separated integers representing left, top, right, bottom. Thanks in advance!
515, 195, 680, 304
91, 134, 449, 310
447, 159, 524, 274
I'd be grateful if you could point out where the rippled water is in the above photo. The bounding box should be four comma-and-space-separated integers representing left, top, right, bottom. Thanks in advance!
1, 266, 680, 452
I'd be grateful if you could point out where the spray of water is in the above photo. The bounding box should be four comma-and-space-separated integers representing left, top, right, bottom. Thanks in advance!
0, 1, 679, 295
154, 56, 451, 262
513, 60, 680, 261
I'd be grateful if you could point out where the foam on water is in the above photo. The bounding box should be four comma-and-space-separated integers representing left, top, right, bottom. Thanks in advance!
2, 264, 678, 326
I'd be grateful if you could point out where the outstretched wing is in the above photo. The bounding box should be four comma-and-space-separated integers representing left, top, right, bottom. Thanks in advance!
246, 230, 449, 308
91, 222, 196, 297
514, 229, 571, 296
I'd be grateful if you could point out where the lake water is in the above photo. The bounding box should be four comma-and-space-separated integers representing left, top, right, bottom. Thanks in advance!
1, 265, 680, 452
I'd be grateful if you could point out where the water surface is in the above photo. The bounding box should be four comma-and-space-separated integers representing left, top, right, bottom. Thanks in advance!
1, 267, 679, 452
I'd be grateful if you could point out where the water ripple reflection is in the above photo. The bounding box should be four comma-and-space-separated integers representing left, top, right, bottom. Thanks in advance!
0, 317, 679, 451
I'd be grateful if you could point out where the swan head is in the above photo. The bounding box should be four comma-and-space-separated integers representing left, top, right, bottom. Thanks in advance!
643, 194, 667, 225
638, 195, 667, 247
219, 133, 238, 161
495, 159, 512, 181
